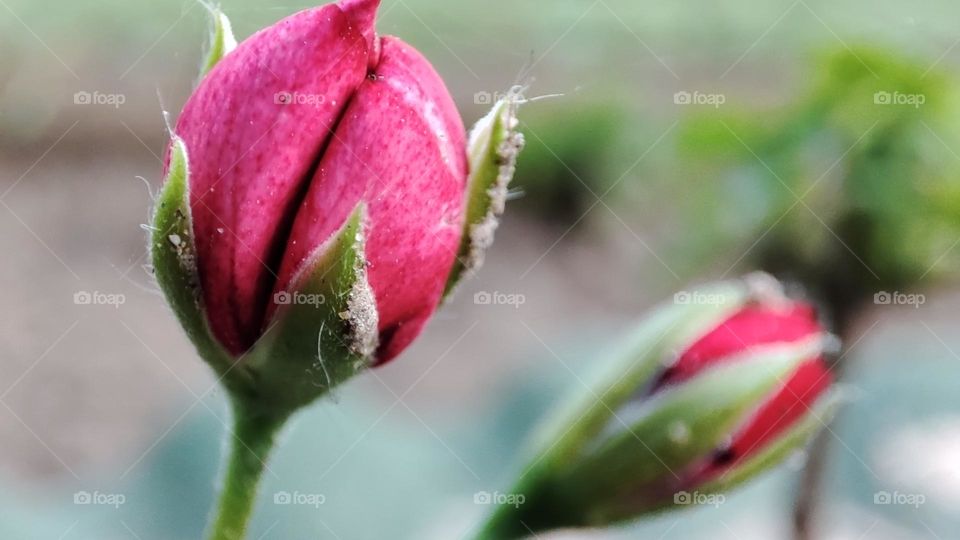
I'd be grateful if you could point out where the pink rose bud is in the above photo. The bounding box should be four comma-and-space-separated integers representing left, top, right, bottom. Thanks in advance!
648, 299, 832, 487
152, 1, 523, 409
475, 275, 838, 537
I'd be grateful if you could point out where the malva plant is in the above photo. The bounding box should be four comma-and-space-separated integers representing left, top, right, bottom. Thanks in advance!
149, 3, 835, 539
151, 1, 523, 538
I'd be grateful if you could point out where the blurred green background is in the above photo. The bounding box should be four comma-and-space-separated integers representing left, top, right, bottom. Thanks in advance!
2, 0, 960, 538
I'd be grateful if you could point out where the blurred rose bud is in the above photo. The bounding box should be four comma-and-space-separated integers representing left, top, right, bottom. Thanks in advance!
476, 274, 839, 538
643, 296, 831, 487
151, 1, 523, 412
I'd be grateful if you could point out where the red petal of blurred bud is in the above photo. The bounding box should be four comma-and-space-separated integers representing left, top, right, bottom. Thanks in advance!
658, 302, 833, 483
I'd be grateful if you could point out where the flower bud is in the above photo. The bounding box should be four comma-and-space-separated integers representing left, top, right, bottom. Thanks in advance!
648, 298, 829, 468
477, 275, 839, 538
151, 1, 523, 412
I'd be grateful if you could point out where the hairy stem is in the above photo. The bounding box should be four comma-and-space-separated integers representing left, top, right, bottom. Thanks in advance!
207, 399, 288, 540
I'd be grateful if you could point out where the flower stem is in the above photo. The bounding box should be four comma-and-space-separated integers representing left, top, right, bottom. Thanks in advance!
470, 471, 537, 540
470, 476, 579, 540
792, 301, 860, 540
472, 500, 531, 540
207, 399, 288, 540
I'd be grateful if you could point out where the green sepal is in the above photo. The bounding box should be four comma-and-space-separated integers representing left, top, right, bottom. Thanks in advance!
150, 139, 239, 383
243, 205, 377, 415
565, 338, 822, 524
443, 87, 526, 297
199, 5, 237, 80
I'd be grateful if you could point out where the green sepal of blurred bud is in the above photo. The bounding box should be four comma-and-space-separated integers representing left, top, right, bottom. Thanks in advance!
444, 87, 526, 298
151, 142, 376, 417
473, 278, 835, 539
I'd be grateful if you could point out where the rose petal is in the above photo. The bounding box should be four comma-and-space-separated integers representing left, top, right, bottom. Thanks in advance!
274, 35, 467, 364
170, 5, 370, 354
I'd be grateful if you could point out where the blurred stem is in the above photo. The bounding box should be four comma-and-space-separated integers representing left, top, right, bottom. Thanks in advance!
207, 398, 288, 540
471, 479, 566, 540
792, 295, 861, 540
473, 502, 533, 540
